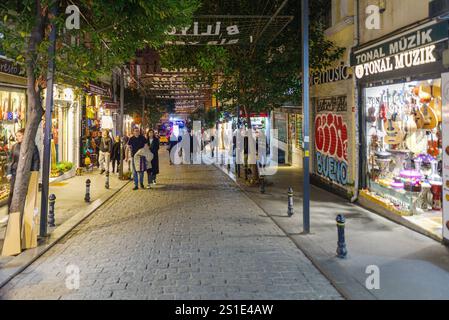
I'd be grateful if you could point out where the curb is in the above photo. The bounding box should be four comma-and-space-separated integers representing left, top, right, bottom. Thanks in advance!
214, 163, 377, 300
0, 180, 131, 289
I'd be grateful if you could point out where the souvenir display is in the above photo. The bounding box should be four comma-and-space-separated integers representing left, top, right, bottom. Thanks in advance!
0, 88, 26, 203
366, 80, 443, 216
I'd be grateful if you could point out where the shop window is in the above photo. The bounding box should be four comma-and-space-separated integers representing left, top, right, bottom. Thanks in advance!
365, 79, 443, 221
0, 87, 26, 203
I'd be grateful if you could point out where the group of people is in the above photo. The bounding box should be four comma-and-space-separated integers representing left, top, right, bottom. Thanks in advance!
125, 127, 160, 190
85, 127, 160, 190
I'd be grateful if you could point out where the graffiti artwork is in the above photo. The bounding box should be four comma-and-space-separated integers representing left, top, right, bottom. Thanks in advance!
314, 113, 349, 186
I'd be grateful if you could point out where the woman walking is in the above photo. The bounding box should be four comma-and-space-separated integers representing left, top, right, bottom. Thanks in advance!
146, 129, 160, 186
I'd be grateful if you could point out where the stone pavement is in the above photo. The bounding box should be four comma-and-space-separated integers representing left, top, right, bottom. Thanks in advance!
216, 157, 449, 300
0, 151, 342, 300
0, 169, 128, 267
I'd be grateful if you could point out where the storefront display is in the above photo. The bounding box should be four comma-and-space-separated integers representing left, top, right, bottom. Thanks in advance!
365, 80, 443, 219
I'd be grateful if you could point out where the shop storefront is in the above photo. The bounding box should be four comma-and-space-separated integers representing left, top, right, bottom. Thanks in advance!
273, 106, 303, 168
80, 83, 112, 168
271, 111, 287, 164
0, 58, 26, 204
310, 58, 355, 199
352, 19, 449, 241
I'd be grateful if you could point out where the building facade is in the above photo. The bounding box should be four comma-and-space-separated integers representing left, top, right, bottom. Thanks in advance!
351, 0, 449, 242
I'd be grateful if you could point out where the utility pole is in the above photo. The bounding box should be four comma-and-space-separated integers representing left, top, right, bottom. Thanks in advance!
40, 2, 59, 238
302, 0, 311, 234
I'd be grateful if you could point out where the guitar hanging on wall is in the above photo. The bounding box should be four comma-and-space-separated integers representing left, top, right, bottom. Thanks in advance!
418, 84, 438, 130
384, 112, 404, 145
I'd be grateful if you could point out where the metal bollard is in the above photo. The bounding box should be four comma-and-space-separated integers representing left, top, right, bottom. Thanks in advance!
287, 187, 294, 217
336, 214, 348, 259
48, 194, 56, 227
260, 176, 266, 194
84, 179, 91, 203
105, 171, 110, 189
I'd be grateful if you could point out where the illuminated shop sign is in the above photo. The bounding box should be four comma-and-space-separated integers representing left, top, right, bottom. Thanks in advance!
351, 20, 448, 79
310, 62, 352, 85
354, 45, 437, 79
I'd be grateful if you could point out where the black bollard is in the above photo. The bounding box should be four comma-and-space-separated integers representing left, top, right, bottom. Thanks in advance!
336, 214, 348, 259
287, 187, 294, 217
84, 179, 91, 203
48, 194, 56, 227
105, 171, 110, 189
260, 176, 266, 194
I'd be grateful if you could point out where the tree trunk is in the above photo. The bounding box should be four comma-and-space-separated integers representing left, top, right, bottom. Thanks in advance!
9, 2, 46, 214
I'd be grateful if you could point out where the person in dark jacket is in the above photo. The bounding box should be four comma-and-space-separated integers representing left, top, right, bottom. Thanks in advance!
6, 129, 40, 211
146, 129, 160, 186
128, 127, 147, 190
111, 135, 121, 174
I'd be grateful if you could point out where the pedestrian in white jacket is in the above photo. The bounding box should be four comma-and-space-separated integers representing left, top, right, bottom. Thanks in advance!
133, 144, 153, 177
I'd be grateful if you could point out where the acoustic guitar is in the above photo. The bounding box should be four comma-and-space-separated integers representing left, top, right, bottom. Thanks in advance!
420, 103, 438, 130
430, 85, 442, 123
384, 113, 404, 145
411, 98, 425, 129
418, 84, 438, 130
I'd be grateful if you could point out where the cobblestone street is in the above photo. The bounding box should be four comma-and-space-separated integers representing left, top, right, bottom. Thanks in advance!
0, 153, 341, 300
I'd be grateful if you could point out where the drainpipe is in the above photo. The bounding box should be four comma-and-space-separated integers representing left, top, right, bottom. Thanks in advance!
351, 0, 360, 203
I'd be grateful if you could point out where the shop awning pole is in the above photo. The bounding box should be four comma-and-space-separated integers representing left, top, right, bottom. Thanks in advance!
302, 0, 310, 234
40, 2, 59, 237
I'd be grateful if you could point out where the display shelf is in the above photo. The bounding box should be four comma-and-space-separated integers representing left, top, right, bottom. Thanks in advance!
369, 180, 419, 215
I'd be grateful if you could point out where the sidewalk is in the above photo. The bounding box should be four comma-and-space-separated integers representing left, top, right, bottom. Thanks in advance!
215, 152, 449, 300
0, 169, 129, 267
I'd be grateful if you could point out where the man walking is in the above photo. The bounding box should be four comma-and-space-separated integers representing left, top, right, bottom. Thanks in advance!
98, 129, 112, 174
128, 127, 147, 190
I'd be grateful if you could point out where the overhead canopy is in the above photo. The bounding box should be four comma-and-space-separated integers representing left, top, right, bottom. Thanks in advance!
143, 14, 293, 113
165, 15, 293, 46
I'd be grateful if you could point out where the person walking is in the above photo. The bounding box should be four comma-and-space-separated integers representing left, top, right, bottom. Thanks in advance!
111, 135, 121, 174
98, 129, 112, 174
134, 143, 153, 189
146, 129, 160, 186
168, 130, 178, 165
128, 127, 147, 190
6, 129, 40, 212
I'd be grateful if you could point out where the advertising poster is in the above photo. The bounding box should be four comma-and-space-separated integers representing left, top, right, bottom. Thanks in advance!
442, 73, 449, 242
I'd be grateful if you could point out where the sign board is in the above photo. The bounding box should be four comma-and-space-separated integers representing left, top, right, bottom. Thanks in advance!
164, 15, 293, 46
351, 20, 448, 79
0, 58, 23, 76
442, 72, 449, 242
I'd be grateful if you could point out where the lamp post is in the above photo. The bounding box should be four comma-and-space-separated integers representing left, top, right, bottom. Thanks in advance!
302, 0, 311, 234
40, 2, 59, 238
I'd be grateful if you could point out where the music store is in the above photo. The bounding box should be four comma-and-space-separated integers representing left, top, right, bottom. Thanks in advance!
0, 58, 27, 205
351, 19, 449, 242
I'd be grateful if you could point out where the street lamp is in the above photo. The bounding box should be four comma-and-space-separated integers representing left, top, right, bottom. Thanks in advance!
302, 0, 310, 234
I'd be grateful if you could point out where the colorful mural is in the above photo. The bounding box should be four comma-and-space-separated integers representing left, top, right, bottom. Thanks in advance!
314, 97, 349, 186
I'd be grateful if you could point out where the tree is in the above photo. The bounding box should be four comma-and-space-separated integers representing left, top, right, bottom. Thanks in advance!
0, 0, 199, 214
123, 87, 165, 130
